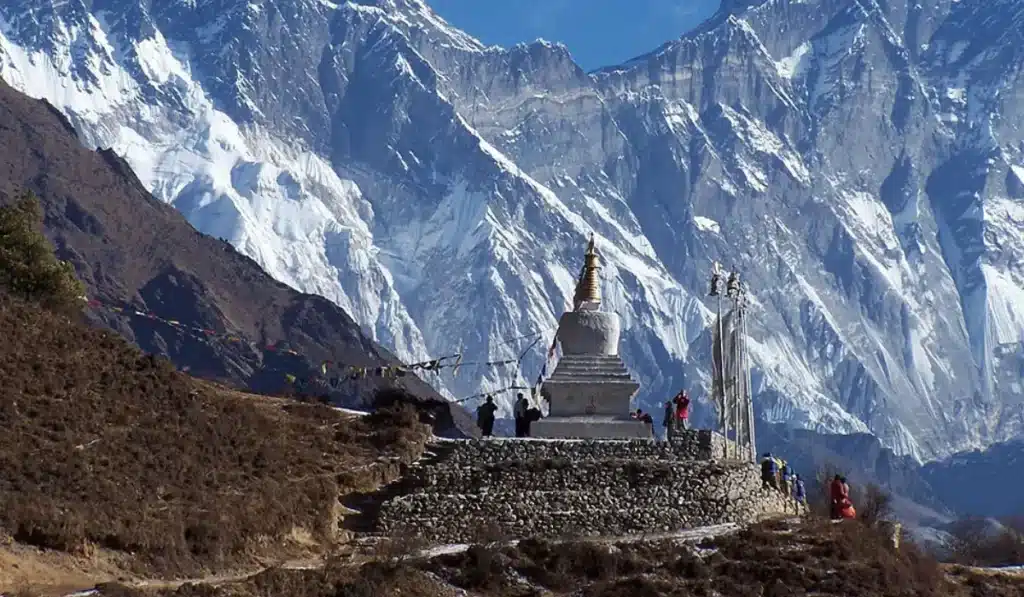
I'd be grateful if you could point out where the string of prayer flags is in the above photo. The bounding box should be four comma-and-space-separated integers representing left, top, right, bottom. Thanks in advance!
81, 296, 246, 345
81, 294, 561, 402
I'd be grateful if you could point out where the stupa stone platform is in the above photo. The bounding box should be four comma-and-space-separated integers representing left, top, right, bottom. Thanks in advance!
376, 433, 804, 543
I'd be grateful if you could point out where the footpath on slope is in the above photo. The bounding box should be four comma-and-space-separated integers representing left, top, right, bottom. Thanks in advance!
35, 523, 747, 596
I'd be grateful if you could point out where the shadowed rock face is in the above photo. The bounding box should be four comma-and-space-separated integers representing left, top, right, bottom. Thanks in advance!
1, 0, 1023, 460
920, 438, 1024, 518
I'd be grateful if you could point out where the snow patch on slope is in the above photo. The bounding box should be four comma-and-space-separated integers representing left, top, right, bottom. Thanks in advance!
777, 41, 811, 79
693, 216, 721, 234
1011, 165, 1024, 186
718, 103, 810, 187
833, 188, 911, 295
981, 265, 1024, 346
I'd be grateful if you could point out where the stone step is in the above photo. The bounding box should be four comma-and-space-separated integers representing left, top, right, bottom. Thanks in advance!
553, 361, 630, 371
557, 355, 628, 363
549, 366, 631, 375
552, 362, 630, 370
543, 376, 638, 385
555, 362, 626, 370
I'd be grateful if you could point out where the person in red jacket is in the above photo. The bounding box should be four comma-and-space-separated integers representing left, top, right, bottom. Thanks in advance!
829, 474, 849, 520
674, 390, 691, 430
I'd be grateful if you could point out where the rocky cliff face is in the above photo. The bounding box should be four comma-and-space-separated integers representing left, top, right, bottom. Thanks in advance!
1, 0, 1022, 460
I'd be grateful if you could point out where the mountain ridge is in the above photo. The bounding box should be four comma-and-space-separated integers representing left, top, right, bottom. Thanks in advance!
0, 74, 476, 438
1, 0, 1022, 460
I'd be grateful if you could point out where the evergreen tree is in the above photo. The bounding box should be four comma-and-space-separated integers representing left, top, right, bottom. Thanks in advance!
0, 190, 85, 313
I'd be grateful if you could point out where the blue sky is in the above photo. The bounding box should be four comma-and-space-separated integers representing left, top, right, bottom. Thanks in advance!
428, 0, 722, 72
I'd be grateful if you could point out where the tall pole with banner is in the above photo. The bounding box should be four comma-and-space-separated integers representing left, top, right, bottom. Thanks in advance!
710, 264, 757, 462
708, 262, 729, 459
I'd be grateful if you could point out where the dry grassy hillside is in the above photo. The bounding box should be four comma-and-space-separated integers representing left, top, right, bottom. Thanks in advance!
0, 291, 431, 593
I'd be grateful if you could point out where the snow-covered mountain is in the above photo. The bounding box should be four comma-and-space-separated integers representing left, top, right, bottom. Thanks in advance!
2, 0, 1022, 461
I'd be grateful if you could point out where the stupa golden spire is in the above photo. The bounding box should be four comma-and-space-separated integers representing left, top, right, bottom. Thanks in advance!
573, 233, 601, 311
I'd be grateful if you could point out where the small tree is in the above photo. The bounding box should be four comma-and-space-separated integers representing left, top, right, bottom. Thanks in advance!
856, 483, 894, 527
946, 518, 1024, 567
0, 191, 84, 313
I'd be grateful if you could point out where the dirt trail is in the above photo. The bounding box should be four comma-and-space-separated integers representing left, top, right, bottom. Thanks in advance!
0, 543, 127, 597
0, 548, 326, 596
123, 558, 324, 591
415, 522, 744, 558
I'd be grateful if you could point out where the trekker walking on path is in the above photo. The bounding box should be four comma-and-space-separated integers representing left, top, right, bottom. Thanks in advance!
674, 391, 691, 430
514, 393, 530, 437
663, 400, 675, 442
780, 461, 792, 496
476, 395, 497, 437
792, 474, 806, 506
761, 453, 779, 490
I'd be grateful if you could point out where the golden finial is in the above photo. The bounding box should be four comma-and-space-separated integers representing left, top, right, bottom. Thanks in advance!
573, 233, 601, 310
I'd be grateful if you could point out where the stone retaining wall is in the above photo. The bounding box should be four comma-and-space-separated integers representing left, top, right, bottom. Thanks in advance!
376, 432, 802, 543
426, 430, 729, 464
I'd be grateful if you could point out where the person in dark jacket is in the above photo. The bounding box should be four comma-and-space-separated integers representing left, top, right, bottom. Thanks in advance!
476, 395, 498, 437
525, 406, 542, 436
761, 452, 779, 490
663, 400, 676, 442
632, 408, 653, 425
513, 393, 530, 437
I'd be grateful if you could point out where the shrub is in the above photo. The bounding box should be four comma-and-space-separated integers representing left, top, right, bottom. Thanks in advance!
945, 518, 1024, 567
0, 190, 85, 313
856, 482, 894, 527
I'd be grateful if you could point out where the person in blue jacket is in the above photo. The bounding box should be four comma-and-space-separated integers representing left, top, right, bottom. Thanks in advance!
792, 474, 806, 505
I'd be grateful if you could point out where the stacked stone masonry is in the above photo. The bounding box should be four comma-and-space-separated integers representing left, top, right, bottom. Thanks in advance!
376, 431, 804, 543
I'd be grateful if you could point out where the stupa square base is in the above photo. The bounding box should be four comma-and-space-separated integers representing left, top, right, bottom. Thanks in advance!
531, 416, 654, 439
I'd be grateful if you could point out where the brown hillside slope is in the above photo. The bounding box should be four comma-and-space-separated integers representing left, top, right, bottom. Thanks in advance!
0, 290, 430, 590
0, 77, 475, 438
